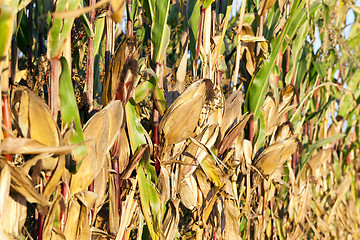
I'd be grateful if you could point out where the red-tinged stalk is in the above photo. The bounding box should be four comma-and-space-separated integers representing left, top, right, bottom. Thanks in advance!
153, 115, 160, 173
86, 0, 96, 112
88, 181, 95, 224
50, 58, 60, 120
153, 63, 162, 174
60, 182, 67, 231
309, 118, 314, 144
194, 9, 205, 76
2, 91, 12, 162
38, 213, 44, 240
127, 0, 133, 36
27, 3, 33, 75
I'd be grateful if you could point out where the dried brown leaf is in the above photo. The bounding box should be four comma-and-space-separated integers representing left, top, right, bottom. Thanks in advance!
102, 37, 140, 105
220, 90, 244, 138
0, 159, 49, 206
219, 113, 252, 154
70, 100, 123, 194
0, 193, 27, 237
1, 137, 81, 155
179, 174, 199, 210
0, 164, 10, 218
254, 136, 299, 176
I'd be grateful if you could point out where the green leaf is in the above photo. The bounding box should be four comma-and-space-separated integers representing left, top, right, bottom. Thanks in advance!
137, 162, 161, 240
126, 0, 138, 21
301, 134, 345, 168
0, 5, 14, 59
151, 0, 170, 64
245, 0, 306, 120
203, 0, 215, 10
79, 13, 94, 38
188, 0, 201, 58
59, 57, 86, 170
312, 61, 325, 79
136, 68, 167, 114
125, 99, 147, 154
140, 0, 155, 23
47, 0, 80, 59
93, 16, 106, 99
135, 77, 157, 103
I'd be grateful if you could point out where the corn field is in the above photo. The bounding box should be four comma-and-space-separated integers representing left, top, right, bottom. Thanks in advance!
0, 0, 359, 239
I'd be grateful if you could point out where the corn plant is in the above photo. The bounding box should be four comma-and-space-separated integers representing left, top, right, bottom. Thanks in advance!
0, 0, 359, 239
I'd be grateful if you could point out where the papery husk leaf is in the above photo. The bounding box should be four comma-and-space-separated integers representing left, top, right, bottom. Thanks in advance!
0, 193, 27, 237
108, 171, 120, 234
262, 93, 278, 135
220, 90, 244, 138
70, 100, 123, 194
223, 198, 240, 240
43, 155, 65, 200
42, 194, 62, 240
11, 86, 60, 146
195, 169, 211, 200
0, 164, 10, 218
307, 148, 332, 172
116, 178, 138, 240
179, 174, 199, 210
11, 86, 60, 171
254, 136, 299, 176
110, 0, 125, 22
279, 85, 295, 114
180, 125, 219, 181
156, 166, 170, 205
219, 113, 252, 155
274, 121, 294, 142
118, 127, 130, 174
77, 201, 91, 240
160, 80, 214, 146
101, 37, 140, 105
64, 197, 81, 240
160, 94, 203, 146
0, 159, 49, 206
92, 155, 109, 218
162, 199, 180, 240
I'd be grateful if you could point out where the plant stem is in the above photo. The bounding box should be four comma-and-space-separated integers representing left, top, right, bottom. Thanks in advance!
127, 0, 133, 36
153, 63, 162, 174
60, 182, 67, 231
194, 9, 204, 77
86, 0, 96, 111
2, 91, 12, 162
27, 3, 33, 75
50, 58, 60, 119
105, 5, 114, 71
